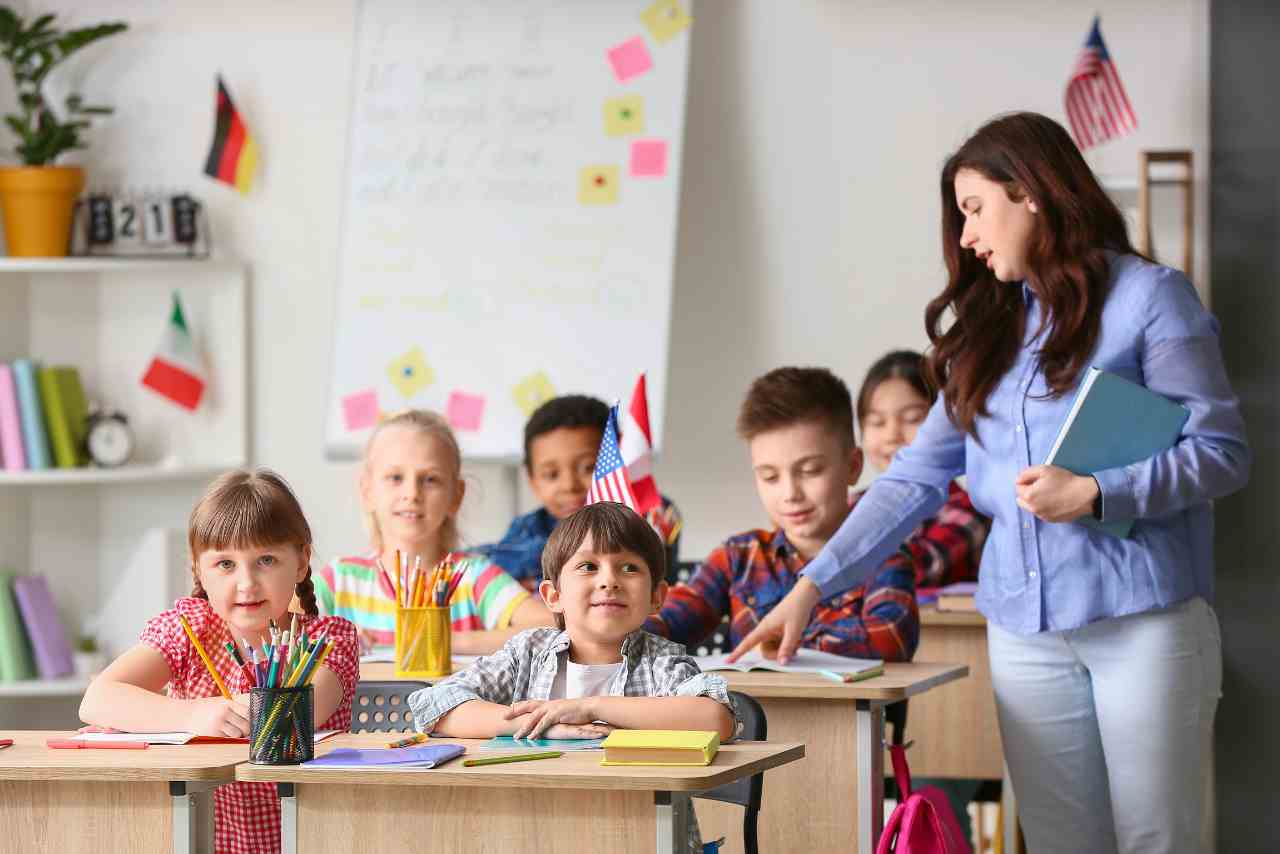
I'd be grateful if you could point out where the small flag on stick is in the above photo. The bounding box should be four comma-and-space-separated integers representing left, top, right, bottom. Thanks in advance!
586, 405, 638, 510
618, 374, 662, 516
1064, 16, 1137, 150
141, 293, 207, 411
204, 75, 259, 194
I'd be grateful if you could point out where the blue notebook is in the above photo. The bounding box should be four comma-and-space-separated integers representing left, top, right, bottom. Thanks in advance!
1045, 367, 1190, 538
10, 359, 50, 470
302, 744, 465, 769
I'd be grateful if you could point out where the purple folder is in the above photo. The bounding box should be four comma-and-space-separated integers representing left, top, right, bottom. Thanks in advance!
13, 575, 73, 678
303, 744, 464, 769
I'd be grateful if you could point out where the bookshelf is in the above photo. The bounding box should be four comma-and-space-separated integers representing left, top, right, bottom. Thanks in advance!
0, 257, 247, 718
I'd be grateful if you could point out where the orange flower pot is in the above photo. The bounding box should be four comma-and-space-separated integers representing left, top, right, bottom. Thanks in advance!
0, 165, 85, 257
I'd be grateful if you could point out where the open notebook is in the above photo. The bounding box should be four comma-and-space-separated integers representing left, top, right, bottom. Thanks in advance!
483, 735, 605, 751
72, 729, 344, 746
695, 648, 884, 683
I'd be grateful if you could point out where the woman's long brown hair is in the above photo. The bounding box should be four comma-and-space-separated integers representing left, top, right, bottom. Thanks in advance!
926, 112, 1137, 437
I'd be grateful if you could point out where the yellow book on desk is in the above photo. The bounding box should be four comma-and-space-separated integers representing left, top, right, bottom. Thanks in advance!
600, 730, 719, 767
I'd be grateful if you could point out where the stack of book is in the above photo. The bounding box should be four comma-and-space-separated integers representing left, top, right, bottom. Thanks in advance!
0, 572, 74, 682
0, 359, 90, 472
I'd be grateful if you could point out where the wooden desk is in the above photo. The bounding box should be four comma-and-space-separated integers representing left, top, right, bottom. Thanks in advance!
909, 606, 1022, 854
904, 606, 1003, 779
237, 732, 804, 854
701, 662, 966, 854
0, 730, 246, 854
361, 657, 967, 853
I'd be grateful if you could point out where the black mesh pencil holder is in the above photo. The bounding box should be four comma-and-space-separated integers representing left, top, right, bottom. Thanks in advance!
249, 685, 314, 765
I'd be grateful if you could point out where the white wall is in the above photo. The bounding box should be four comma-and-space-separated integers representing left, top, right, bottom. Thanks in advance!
12, 0, 1208, 563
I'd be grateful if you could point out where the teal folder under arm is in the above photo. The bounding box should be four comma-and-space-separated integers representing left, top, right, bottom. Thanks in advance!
1045, 367, 1190, 538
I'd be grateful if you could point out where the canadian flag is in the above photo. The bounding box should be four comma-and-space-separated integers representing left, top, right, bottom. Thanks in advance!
618, 374, 661, 515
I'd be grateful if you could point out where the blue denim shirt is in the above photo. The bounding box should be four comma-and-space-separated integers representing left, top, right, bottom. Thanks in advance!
804, 254, 1249, 634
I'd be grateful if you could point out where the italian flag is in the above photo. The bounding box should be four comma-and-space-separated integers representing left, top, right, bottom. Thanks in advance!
141, 293, 206, 411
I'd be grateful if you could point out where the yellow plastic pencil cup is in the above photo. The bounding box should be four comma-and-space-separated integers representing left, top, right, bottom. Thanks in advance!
395, 604, 451, 678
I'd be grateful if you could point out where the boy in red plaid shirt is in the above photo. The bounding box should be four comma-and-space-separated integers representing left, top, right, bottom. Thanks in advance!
645, 367, 920, 661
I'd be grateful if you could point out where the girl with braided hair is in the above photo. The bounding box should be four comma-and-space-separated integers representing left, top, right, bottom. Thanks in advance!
80, 468, 359, 854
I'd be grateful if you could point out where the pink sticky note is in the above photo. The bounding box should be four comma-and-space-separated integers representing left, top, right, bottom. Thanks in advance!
607, 36, 653, 83
342, 389, 379, 431
629, 139, 668, 178
446, 390, 486, 432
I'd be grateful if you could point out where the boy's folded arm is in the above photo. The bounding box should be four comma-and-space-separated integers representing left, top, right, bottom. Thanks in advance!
407, 636, 524, 731
587, 694, 736, 741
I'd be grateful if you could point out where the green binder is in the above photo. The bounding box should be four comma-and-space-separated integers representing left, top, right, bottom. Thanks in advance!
0, 570, 35, 681
37, 366, 89, 469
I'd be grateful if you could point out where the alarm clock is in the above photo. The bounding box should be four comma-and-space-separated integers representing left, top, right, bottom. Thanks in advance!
85, 411, 134, 468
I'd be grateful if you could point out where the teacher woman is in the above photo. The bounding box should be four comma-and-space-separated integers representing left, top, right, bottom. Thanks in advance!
729, 112, 1248, 853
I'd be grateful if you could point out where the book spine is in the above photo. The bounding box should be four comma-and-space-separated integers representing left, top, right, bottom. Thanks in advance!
38, 367, 74, 469
11, 360, 50, 470
0, 364, 26, 471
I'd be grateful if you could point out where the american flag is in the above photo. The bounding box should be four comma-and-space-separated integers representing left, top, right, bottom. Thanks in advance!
586, 404, 639, 510
1065, 17, 1137, 150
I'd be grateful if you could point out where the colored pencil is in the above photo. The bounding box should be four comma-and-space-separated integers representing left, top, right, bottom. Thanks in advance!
178, 615, 232, 700
387, 732, 429, 749
463, 751, 562, 767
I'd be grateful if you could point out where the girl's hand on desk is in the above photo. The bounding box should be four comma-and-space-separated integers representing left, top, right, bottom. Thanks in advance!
505, 699, 610, 740
185, 694, 251, 738
1015, 465, 1099, 523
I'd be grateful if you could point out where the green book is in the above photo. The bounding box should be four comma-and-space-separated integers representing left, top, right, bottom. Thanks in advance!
37, 366, 89, 468
0, 570, 35, 682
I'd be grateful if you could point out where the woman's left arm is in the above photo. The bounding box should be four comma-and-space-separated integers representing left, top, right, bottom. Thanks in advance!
1094, 271, 1250, 522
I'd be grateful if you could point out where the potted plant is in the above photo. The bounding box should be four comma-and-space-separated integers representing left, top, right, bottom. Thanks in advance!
0, 8, 125, 256
73, 633, 106, 676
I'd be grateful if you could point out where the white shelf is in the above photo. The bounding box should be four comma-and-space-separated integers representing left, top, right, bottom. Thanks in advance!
0, 675, 91, 698
0, 256, 240, 274
0, 462, 241, 487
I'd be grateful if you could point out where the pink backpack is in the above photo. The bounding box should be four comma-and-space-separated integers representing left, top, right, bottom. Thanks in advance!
875, 744, 972, 854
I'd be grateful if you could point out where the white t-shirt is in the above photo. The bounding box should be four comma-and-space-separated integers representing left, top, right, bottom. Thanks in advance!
549, 658, 624, 699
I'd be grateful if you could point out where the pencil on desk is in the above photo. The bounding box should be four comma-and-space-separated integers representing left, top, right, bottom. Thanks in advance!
178, 614, 232, 700
463, 751, 563, 767
387, 732, 429, 748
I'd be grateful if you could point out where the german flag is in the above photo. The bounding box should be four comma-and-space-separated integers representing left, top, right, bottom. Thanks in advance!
203, 76, 258, 195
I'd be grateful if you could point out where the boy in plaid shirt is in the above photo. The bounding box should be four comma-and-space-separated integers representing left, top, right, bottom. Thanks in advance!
645, 367, 920, 661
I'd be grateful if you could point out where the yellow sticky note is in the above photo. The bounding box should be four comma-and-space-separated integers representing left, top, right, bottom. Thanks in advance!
641, 0, 692, 44
604, 95, 645, 137
512, 371, 556, 417
579, 166, 620, 205
386, 346, 435, 398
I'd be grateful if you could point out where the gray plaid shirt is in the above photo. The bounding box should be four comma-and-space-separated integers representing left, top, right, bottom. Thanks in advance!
408, 627, 739, 733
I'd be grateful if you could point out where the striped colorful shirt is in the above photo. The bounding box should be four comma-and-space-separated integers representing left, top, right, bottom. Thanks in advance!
315, 552, 531, 646
645, 491, 919, 661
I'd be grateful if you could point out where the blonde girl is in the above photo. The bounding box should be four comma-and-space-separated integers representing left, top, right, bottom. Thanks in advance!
80, 469, 359, 854
314, 409, 554, 654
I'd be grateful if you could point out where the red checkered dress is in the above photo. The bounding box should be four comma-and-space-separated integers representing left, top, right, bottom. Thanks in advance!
140, 597, 358, 854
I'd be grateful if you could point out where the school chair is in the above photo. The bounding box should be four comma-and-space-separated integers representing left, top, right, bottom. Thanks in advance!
351, 680, 429, 734
669, 558, 698, 586
694, 690, 767, 854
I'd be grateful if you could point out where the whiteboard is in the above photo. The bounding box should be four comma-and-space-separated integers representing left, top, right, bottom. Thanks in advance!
325, 0, 693, 460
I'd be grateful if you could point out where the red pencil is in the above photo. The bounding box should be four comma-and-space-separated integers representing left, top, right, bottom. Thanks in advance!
47, 738, 148, 750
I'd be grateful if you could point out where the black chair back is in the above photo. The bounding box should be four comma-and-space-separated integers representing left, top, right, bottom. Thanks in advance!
351, 680, 429, 733
694, 691, 767, 854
